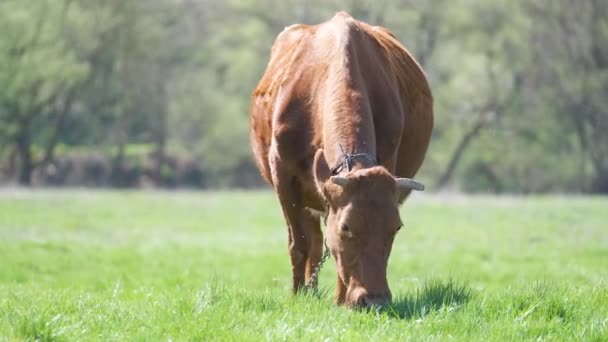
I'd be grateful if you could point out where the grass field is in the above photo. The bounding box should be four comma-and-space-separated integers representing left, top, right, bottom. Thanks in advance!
0, 190, 607, 341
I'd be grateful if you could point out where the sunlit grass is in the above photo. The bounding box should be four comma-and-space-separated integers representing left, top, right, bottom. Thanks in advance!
0, 190, 606, 340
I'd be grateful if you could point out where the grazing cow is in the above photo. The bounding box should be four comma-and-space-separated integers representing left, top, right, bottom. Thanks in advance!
250, 12, 433, 307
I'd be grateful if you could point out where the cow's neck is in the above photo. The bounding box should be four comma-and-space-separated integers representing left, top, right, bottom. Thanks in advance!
321, 89, 377, 174
319, 28, 378, 175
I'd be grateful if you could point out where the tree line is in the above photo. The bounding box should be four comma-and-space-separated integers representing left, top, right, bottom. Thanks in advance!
0, 0, 606, 193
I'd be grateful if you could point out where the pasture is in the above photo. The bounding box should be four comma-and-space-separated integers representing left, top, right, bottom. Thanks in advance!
0, 190, 606, 340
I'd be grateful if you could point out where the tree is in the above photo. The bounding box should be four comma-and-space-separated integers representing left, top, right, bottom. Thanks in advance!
524, 0, 608, 192
0, 0, 88, 185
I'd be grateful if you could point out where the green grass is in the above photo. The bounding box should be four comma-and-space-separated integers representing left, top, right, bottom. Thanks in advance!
0, 190, 607, 341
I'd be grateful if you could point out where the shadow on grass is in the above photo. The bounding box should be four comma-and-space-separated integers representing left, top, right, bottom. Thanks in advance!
384, 278, 475, 319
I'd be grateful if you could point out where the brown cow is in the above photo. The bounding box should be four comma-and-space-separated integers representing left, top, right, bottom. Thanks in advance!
250, 12, 433, 308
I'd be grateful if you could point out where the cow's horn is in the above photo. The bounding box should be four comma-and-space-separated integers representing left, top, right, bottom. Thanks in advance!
330, 176, 349, 187
396, 178, 425, 191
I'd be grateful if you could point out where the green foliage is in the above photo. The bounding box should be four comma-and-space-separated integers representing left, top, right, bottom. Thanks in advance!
0, 0, 88, 130
0, 1, 87, 101
0, 191, 607, 339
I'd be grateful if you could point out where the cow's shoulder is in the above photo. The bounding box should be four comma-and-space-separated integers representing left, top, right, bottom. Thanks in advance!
364, 23, 433, 104
370, 25, 398, 40
253, 24, 313, 99
272, 24, 311, 54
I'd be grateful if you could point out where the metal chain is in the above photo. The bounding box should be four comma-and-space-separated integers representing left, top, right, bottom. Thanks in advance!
330, 144, 377, 175
302, 239, 331, 292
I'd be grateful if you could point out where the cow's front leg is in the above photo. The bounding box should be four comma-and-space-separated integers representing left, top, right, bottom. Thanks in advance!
302, 211, 323, 288
272, 170, 308, 292
335, 275, 347, 304
286, 217, 308, 292
284, 208, 323, 292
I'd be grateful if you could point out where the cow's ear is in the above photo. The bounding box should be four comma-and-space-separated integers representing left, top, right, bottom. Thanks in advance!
313, 149, 331, 196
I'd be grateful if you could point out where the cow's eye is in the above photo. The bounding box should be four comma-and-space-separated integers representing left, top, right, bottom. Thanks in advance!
396, 224, 403, 232
341, 224, 350, 232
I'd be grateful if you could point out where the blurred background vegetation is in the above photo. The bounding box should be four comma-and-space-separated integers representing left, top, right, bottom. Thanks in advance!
0, 0, 606, 193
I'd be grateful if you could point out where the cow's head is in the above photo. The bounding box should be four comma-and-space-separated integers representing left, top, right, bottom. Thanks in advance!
313, 149, 423, 308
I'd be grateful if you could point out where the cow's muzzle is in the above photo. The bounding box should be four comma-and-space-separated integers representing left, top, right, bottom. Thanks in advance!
350, 287, 392, 308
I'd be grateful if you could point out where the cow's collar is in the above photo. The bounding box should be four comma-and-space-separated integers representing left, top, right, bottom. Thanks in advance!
330, 144, 377, 175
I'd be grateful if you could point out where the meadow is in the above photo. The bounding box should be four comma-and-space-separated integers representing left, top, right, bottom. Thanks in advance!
0, 190, 606, 341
